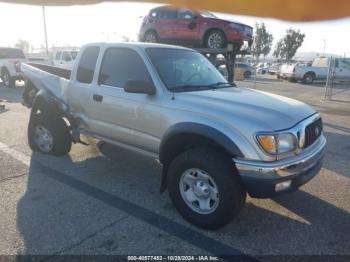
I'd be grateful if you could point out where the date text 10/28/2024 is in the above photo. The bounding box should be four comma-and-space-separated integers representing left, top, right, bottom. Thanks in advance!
127, 256, 220, 261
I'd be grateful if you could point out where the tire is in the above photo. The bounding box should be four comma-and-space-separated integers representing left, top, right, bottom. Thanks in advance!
28, 113, 72, 156
302, 73, 315, 84
144, 31, 158, 43
205, 30, 227, 49
1, 68, 14, 88
167, 147, 246, 229
244, 71, 252, 79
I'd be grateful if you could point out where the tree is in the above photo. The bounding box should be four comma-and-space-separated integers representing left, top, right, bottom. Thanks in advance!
14, 40, 32, 54
251, 22, 273, 62
273, 39, 283, 59
273, 28, 305, 60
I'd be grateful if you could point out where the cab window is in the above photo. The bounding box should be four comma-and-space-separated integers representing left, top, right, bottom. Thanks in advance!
76, 46, 100, 84
99, 48, 151, 88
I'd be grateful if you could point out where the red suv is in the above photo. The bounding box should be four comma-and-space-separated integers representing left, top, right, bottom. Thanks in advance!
139, 6, 253, 50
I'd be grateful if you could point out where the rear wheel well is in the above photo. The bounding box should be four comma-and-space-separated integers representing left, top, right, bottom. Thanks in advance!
144, 29, 158, 39
304, 71, 316, 78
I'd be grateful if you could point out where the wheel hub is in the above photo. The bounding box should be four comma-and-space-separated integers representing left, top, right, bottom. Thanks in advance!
179, 168, 219, 214
208, 33, 223, 49
193, 180, 210, 197
34, 125, 53, 152
145, 33, 156, 43
2, 72, 10, 86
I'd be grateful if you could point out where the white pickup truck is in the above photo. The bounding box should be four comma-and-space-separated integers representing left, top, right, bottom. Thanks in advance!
52, 49, 78, 70
279, 57, 350, 84
21, 42, 325, 229
0, 47, 27, 88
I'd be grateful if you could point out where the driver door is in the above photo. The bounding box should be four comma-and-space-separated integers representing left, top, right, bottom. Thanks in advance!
176, 9, 200, 42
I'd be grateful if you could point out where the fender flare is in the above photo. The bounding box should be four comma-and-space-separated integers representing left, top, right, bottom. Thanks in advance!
32, 89, 59, 114
158, 122, 244, 193
159, 122, 243, 164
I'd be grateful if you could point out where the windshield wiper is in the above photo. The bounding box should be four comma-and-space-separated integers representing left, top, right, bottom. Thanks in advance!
208, 82, 236, 88
168, 84, 207, 91
169, 82, 235, 92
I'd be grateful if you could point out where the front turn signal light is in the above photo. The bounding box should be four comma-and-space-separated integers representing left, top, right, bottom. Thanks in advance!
257, 135, 277, 154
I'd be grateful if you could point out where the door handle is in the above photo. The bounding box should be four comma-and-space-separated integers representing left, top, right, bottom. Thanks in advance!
93, 94, 103, 102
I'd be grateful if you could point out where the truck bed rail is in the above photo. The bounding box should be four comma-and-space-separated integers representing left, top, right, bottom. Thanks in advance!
27, 63, 71, 80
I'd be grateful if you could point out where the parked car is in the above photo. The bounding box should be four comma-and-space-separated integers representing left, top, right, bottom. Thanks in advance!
0, 47, 27, 88
22, 43, 325, 229
27, 53, 52, 66
52, 49, 78, 69
255, 62, 269, 74
218, 63, 254, 79
139, 5, 253, 50
279, 58, 350, 84
235, 62, 254, 78
268, 63, 281, 75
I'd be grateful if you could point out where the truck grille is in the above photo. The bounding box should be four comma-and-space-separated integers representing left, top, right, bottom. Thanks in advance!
304, 118, 323, 148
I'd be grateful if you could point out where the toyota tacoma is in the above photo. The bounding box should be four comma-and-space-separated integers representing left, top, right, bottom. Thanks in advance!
21, 43, 326, 229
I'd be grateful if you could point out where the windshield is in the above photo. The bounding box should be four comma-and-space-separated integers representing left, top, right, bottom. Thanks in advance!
199, 11, 217, 18
146, 48, 231, 92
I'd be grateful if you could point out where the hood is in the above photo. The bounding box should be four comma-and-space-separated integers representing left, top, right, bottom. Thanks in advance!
175, 87, 316, 131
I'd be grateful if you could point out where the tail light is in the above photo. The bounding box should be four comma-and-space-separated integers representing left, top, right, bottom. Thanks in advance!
14, 60, 21, 73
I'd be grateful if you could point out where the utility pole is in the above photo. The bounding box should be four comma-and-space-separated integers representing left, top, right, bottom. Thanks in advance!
322, 39, 326, 56
42, 6, 49, 55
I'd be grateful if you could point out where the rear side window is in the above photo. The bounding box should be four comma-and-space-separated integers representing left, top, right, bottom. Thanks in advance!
77, 46, 100, 84
157, 9, 177, 19
178, 9, 194, 19
55, 52, 61, 60
0, 48, 25, 59
99, 48, 151, 88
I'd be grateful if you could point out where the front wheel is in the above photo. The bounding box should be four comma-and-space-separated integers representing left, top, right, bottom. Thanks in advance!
28, 113, 72, 156
244, 71, 252, 79
167, 147, 246, 229
205, 30, 227, 49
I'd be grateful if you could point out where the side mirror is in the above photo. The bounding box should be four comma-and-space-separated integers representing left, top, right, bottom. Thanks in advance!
123, 80, 156, 95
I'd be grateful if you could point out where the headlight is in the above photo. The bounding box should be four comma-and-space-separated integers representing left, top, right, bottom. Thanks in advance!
257, 133, 296, 155
277, 133, 297, 153
229, 23, 243, 31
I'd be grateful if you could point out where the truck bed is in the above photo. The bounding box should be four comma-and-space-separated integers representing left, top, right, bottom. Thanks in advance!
21, 63, 71, 103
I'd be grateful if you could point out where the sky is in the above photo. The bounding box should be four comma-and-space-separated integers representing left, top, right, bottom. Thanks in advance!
0, 1, 349, 57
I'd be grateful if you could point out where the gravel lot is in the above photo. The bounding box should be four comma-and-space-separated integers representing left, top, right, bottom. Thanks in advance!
0, 76, 349, 261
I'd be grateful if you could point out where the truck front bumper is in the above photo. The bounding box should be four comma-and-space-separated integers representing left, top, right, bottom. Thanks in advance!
233, 136, 326, 198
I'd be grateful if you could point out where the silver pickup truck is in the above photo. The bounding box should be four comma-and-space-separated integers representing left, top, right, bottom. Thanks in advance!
21, 43, 326, 229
